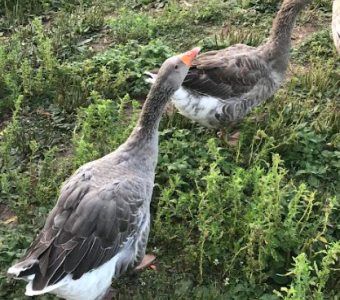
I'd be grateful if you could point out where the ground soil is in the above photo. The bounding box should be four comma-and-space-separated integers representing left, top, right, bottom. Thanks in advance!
0, 204, 15, 223
292, 23, 323, 46
0, 114, 10, 132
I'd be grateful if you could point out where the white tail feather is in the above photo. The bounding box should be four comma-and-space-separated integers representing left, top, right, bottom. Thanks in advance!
8, 259, 39, 277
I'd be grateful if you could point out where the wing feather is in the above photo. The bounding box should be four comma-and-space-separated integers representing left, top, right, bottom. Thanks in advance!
183, 46, 269, 101
12, 166, 147, 292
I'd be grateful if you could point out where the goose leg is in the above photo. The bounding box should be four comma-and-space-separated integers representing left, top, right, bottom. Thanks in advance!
217, 128, 240, 147
225, 131, 240, 147
133, 254, 156, 271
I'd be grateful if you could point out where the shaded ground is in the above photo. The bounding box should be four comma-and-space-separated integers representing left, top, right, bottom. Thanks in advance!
0, 204, 15, 223
0, 114, 10, 132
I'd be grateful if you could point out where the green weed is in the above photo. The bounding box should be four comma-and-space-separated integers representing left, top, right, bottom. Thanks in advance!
73, 92, 140, 167
0, 0, 338, 299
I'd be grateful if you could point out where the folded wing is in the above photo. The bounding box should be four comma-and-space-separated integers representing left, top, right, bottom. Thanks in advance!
183, 45, 269, 101
13, 168, 146, 292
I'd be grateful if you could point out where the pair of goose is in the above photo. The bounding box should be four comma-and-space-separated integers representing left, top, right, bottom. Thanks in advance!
8, 0, 328, 299
148, 0, 340, 144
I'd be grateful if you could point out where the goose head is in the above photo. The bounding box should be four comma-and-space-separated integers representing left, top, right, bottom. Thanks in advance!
153, 47, 200, 93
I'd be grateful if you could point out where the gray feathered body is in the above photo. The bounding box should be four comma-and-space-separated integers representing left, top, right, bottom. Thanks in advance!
172, 44, 283, 128
8, 48, 196, 300
145, 0, 313, 129
8, 128, 158, 300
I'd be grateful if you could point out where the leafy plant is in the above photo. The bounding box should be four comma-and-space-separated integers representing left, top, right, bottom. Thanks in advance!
0, 0, 339, 299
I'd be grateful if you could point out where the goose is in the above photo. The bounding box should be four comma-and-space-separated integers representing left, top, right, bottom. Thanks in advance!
145, 0, 313, 144
333, 0, 340, 53
7, 47, 200, 300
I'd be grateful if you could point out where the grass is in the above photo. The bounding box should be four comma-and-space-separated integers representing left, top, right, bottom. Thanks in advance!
0, 0, 340, 299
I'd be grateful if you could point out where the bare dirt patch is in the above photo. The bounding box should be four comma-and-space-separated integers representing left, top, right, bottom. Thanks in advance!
287, 63, 309, 79
289, 21, 324, 78
91, 36, 114, 52
89, 13, 115, 53
0, 204, 15, 224
0, 114, 10, 132
292, 22, 323, 46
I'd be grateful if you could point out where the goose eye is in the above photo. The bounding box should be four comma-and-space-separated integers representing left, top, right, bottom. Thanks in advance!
174, 64, 178, 69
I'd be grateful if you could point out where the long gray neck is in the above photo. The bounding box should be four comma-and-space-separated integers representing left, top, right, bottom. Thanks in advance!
113, 81, 174, 173
136, 84, 174, 138
263, 0, 312, 71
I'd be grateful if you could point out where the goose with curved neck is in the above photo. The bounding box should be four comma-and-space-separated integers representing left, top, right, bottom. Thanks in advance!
333, 0, 340, 53
263, 0, 312, 70
7, 47, 200, 300
145, 0, 313, 144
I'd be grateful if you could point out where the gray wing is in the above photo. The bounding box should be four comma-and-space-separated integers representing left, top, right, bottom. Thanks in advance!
16, 166, 147, 291
182, 45, 270, 100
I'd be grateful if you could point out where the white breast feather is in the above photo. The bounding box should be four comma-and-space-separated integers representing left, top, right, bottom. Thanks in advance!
172, 87, 220, 128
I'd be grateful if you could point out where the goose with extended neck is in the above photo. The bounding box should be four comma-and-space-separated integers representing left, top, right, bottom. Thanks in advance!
333, 0, 340, 53
7, 47, 200, 300
146, 0, 313, 145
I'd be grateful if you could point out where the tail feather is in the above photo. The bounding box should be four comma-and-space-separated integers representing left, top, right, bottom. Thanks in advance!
8, 258, 39, 277
8, 233, 49, 278
8, 257, 68, 296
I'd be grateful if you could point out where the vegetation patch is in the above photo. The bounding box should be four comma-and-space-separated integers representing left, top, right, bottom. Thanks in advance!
1, 0, 339, 299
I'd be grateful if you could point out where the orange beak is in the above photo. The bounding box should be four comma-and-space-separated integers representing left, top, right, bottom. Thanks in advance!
179, 47, 201, 67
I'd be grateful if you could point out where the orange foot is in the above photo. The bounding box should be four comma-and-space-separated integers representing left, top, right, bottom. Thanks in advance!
217, 130, 240, 147
225, 131, 240, 147
134, 254, 156, 272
